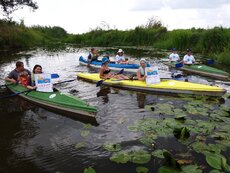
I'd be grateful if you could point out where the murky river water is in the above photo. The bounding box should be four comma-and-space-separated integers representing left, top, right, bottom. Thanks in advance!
0, 48, 230, 173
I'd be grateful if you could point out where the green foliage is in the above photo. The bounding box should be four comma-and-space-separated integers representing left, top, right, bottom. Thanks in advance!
0, 19, 68, 50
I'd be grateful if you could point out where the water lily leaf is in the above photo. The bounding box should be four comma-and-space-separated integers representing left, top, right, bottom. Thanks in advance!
173, 127, 190, 140
174, 109, 187, 119
158, 166, 181, 173
110, 151, 131, 164
220, 104, 230, 113
149, 103, 175, 115
103, 143, 121, 152
130, 150, 151, 164
75, 141, 86, 149
139, 136, 155, 147
84, 167, 96, 173
81, 130, 90, 137
136, 166, 149, 173
177, 159, 192, 165
209, 170, 221, 173
205, 152, 226, 170
152, 149, 168, 159
127, 125, 139, 132
181, 164, 202, 173
83, 123, 92, 130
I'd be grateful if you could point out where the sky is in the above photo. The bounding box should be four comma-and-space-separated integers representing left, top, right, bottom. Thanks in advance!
1, 0, 230, 34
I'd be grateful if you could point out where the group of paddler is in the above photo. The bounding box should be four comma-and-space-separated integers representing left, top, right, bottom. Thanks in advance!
88, 48, 151, 82
5, 61, 43, 90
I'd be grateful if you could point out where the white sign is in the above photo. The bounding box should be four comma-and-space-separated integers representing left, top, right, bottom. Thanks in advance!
34, 73, 53, 92
145, 67, 160, 85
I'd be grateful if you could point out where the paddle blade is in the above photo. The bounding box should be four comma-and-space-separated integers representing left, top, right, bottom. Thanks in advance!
175, 62, 183, 68
207, 59, 214, 65
96, 80, 104, 87
51, 73, 60, 79
117, 68, 124, 74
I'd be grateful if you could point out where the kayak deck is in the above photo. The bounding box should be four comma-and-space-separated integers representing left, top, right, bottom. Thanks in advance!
6, 83, 98, 124
77, 73, 226, 97
164, 62, 230, 81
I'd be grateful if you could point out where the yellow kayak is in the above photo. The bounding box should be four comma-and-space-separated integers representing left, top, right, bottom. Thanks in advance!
77, 73, 226, 96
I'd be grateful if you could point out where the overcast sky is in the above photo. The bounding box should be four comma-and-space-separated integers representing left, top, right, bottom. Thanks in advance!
1, 0, 230, 34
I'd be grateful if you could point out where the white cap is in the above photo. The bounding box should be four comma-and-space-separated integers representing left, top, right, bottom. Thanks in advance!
117, 49, 124, 53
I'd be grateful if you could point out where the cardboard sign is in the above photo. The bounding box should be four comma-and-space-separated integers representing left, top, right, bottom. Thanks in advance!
145, 67, 160, 85
34, 73, 53, 92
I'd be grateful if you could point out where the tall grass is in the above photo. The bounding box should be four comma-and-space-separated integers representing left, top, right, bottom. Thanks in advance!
1, 19, 230, 65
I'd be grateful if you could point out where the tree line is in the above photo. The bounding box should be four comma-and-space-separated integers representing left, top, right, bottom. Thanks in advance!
0, 19, 230, 65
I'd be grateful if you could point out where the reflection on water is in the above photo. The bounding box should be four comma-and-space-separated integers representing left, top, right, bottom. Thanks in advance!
0, 48, 230, 173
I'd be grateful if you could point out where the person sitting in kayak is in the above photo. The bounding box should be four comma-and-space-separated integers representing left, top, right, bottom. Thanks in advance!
18, 70, 36, 90
99, 57, 129, 80
183, 48, 195, 65
115, 49, 128, 64
136, 59, 147, 81
87, 48, 99, 65
169, 48, 180, 62
5, 61, 31, 84
31, 64, 43, 86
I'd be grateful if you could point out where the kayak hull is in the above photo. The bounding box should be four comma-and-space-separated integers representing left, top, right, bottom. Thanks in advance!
77, 73, 226, 97
6, 83, 98, 124
164, 62, 230, 81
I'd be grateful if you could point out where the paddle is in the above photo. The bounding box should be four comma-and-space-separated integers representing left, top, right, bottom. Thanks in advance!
175, 61, 183, 68
53, 79, 76, 85
0, 89, 32, 99
51, 73, 60, 79
96, 68, 124, 87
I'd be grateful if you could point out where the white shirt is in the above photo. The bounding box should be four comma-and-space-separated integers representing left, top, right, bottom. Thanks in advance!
115, 55, 125, 63
169, 53, 180, 62
183, 54, 195, 64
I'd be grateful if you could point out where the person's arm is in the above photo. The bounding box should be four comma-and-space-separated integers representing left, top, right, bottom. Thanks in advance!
27, 85, 37, 90
99, 67, 106, 79
137, 69, 146, 81
5, 77, 17, 83
5, 71, 18, 83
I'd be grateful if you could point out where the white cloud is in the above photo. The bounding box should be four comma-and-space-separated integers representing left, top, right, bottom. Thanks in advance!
1, 0, 230, 34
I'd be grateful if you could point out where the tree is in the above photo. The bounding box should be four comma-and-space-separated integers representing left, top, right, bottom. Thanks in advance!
0, 0, 38, 16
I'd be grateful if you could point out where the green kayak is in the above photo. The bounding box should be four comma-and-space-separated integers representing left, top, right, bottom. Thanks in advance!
164, 61, 230, 81
5, 82, 97, 123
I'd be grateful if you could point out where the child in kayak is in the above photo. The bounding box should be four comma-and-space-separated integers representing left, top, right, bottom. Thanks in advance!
99, 57, 129, 80
18, 70, 36, 90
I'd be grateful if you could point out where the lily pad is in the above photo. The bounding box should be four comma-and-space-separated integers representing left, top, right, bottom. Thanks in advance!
81, 130, 90, 137
205, 152, 230, 171
110, 151, 131, 164
103, 143, 121, 152
152, 149, 168, 159
75, 141, 86, 149
181, 164, 202, 173
173, 127, 190, 140
136, 167, 149, 173
84, 167, 96, 173
130, 150, 151, 164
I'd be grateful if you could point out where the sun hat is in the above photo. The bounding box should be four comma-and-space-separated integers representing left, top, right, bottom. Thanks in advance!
102, 57, 109, 64
117, 49, 124, 53
140, 58, 146, 64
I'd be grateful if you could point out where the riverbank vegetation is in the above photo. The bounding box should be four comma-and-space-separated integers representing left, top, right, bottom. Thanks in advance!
0, 19, 230, 64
